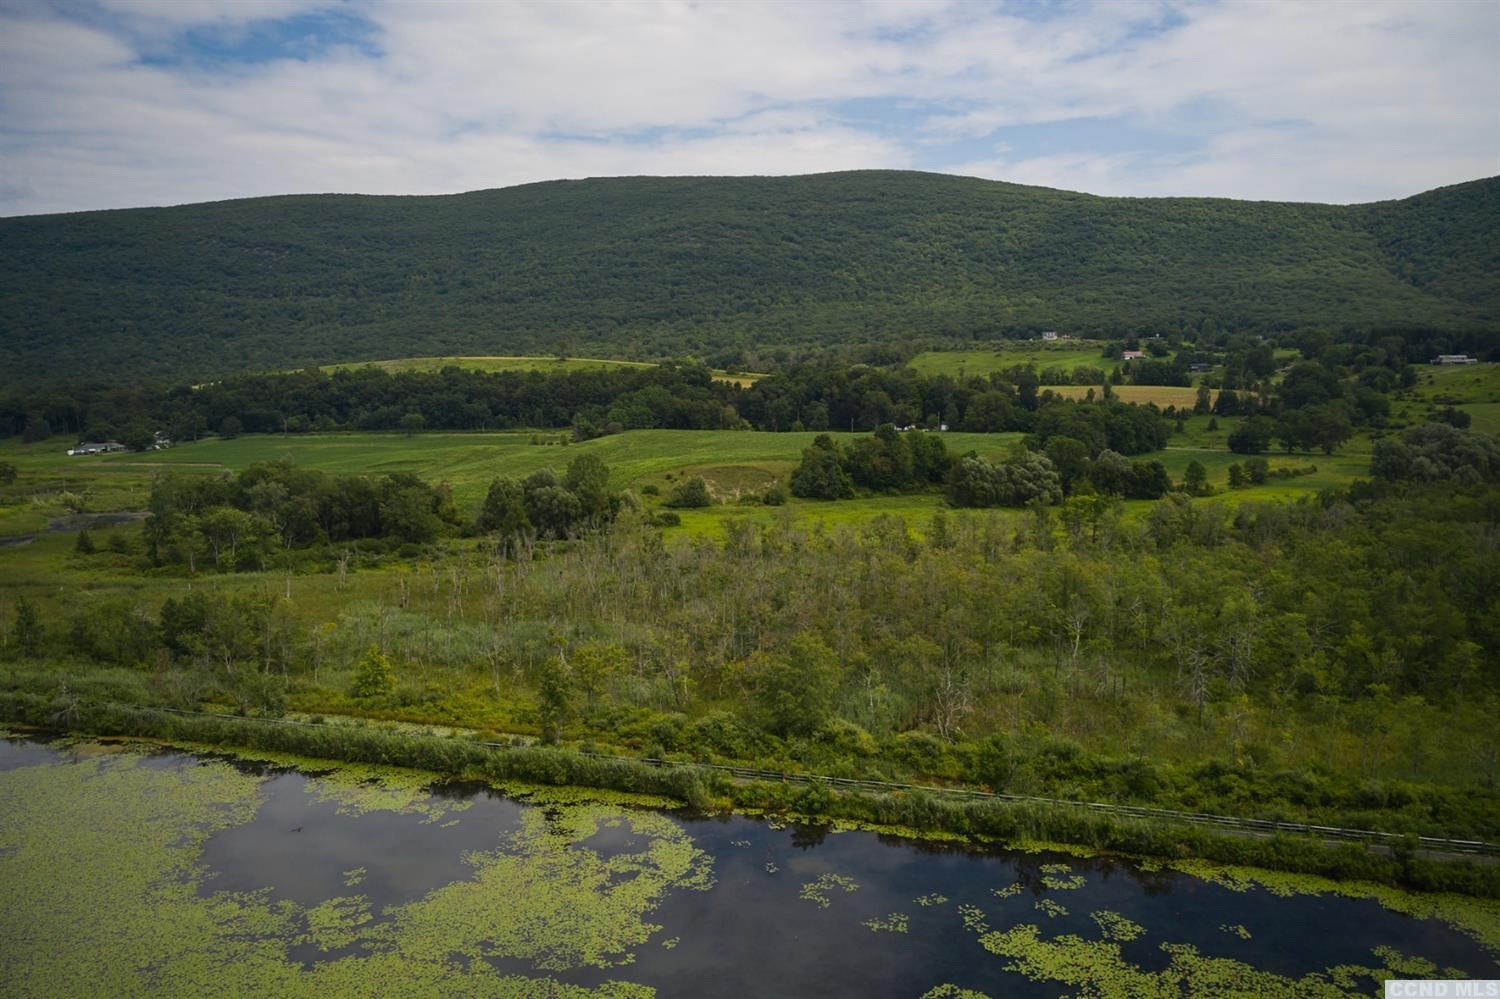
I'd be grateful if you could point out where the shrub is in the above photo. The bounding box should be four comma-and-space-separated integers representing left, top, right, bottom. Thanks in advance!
665, 477, 712, 508
351, 645, 396, 699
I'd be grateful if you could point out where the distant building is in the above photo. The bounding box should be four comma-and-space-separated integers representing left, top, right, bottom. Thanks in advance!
1122, 350, 1146, 360
1188, 363, 1212, 373
1432, 354, 1478, 365
66, 441, 125, 456
1041, 330, 1059, 341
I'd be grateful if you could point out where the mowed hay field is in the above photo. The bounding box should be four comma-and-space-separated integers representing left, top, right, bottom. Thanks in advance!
906, 343, 1111, 377
2, 424, 1375, 541
15, 430, 1022, 506
1047, 385, 1209, 408
314, 355, 764, 386
909, 349, 1213, 408
319, 355, 655, 375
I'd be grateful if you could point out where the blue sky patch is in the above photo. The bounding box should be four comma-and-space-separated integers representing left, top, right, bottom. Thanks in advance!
137, 7, 381, 69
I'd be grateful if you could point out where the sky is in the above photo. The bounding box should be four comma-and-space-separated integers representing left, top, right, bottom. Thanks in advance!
1, 0, 1497, 216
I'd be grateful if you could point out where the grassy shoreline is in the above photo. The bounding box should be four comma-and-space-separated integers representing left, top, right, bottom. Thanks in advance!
4, 690, 1497, 904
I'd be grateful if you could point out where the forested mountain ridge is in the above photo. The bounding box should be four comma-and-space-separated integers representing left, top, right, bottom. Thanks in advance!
1, 171, 1496, 388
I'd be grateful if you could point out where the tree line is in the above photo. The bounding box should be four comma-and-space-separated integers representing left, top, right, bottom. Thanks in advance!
140, 462, 463, 572
789, 425, 1174, 508
128, 453, 633, 575
0, 327, 1477, 470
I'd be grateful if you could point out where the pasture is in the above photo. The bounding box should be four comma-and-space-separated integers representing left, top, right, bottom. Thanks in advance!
2, 430, 1022, 516
907, 346, 1217, 406
1046, 384, 1208, 408
1394, 362, 1500, 434
1, 421, 1372, 542
906, 343, 1111, 377
312, 354, 764, 386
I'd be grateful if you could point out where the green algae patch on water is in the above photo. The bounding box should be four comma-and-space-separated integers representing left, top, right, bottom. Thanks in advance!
303, 895, 376, 953
150, 739, 477, 823
0, 744, 714, 997
831, 819, 973, 845
360, 804, 715, 974
864, 912, 911, 933
1091, 910, 1145, 942
164, 737, 685, 813
1364, 944, 1466, 980
773, 812, 976, 846
1009, 838, 1106, 859
1165, 858, 1500, 956
1034, 898, 1069, 918
799, 872, 861, 908
0, 750, 273, 998
1039, 861, 1087, 890
958, 903, 990, 934
487, 778, 684, 811
967, 922, 1450, 998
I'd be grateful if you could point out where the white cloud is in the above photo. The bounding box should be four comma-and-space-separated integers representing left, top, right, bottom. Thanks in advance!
0, 0, 1495, 215
916, 0, 1499, 202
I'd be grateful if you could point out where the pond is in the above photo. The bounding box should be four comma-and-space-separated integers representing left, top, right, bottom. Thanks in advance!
1, 735, 1496, 997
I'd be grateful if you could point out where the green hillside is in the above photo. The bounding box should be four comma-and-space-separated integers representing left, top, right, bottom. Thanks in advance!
1, 171, 1496, 388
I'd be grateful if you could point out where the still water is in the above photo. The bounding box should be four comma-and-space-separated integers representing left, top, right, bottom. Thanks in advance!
0, 736, 1495, 997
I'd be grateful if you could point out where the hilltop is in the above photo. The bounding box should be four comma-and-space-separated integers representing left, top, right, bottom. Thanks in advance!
1, 171, 1496, 387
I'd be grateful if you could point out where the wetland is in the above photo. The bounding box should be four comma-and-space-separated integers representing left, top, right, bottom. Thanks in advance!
2, 735, 1496, 998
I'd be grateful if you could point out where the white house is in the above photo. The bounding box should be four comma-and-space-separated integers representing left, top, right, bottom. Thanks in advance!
66, 441, 126, 456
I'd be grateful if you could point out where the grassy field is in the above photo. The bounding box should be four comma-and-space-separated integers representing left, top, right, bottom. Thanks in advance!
907, 346, 1215, 405
1394, 363, 1500, 434
906, 343, 1112, 377
1047, 384, 1209, 408
312, 354, 765, 386
1462, 404, 1500, 435
1, 421, 1373, 542
0, 430, 1019, 524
